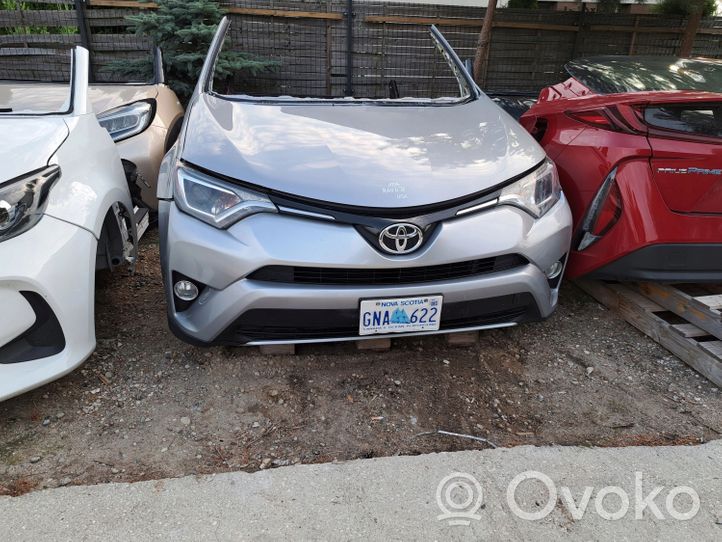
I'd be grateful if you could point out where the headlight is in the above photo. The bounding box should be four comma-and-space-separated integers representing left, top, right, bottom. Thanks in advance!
97, 100, 154, 142
499, 160, 561, 218
174, 166, 277, 228
0, 166, 61, 243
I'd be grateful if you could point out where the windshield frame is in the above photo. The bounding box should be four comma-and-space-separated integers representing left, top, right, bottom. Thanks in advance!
198, 18, 480, 106
0, 47, 85, 117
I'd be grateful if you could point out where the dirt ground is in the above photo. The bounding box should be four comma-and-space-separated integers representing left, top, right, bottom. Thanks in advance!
1, 232, 721, 496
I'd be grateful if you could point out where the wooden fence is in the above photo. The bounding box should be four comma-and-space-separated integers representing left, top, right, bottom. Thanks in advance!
1, 0, 721, 95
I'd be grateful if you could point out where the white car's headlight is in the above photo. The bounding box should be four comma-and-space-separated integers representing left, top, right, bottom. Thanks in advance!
0, 166, 61, 243
97, 100, 154, 142
174, 166, 277, 228
499, 160, 562, 218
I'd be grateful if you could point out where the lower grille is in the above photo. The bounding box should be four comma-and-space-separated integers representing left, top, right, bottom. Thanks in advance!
215, 293, 540, 344
247, 254, 528, 286
0, 292, 66, 364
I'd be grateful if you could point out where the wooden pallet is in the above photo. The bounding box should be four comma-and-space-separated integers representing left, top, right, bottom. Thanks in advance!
258, 331, 479, 355
577, 280, 722, 388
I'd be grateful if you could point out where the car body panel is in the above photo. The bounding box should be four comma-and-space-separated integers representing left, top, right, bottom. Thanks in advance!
181, 93, 545, 209
0, 118, 68, 180
160, 197, 571, 343
0, 47, 138, 401
521, 57, 722, 281
647, 131, 722, 215
45, 114, 132, 237
0, 81, 184, 209
158, 21, 572, 346
0, 216, 96, 402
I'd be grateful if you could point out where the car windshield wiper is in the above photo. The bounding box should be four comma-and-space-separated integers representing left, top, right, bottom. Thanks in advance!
0, 108, 13, 113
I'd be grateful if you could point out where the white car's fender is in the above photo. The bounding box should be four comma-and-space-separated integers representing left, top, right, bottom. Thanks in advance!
45, 114, 133, 239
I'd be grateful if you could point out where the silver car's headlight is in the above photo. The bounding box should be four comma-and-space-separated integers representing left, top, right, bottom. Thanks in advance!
499, 160, 561, 218
97, 100, 154, 142
174, 166, 277, 228
0, 166, 61, 243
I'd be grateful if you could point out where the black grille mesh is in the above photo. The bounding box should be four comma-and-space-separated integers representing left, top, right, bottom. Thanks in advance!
248, 254, 527, 286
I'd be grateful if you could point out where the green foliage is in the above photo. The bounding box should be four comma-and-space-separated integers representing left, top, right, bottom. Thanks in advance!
108, 0, 275, 101
507, 0, 538, 8
597, 0, 622, 13
656, 0, 716, 16
0, 1, 77, 36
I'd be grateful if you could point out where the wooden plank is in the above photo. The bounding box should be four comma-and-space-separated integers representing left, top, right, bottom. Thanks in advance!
364, 15, 578, 33
88, 0, 156, 8
590, 24, 683, 34
356, 338, 391, 352
227, 8, 342, 21
672, 324, 710, 339
88, 1, 343, 20
701, 341, 722, 359
577, 280, 722, 388
446, 331, 479, 346
695, 294, 722, 311
635, 282, 722, 341
259, 344, 296, 356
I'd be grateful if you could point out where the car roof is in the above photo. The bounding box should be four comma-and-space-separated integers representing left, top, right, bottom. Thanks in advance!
565, 56, 722, 95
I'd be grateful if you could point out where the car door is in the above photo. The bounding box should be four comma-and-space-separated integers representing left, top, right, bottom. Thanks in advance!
644, 101, 722, 214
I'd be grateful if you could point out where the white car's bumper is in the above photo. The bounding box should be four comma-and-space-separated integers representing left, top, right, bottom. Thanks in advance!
0, 215, 96, 402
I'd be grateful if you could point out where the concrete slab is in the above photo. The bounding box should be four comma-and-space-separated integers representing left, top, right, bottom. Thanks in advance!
1, 441, 721, 541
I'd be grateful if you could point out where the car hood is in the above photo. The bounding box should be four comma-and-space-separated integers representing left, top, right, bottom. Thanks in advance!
181, 94, 546, 208
0, 118, 68, 180
0, 83, 158, 115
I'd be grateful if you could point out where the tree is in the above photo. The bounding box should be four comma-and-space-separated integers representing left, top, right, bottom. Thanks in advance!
656, 0, 716, 16
597, 0, 622, 13
507, 0, 538, 8
107, 0, 275, 102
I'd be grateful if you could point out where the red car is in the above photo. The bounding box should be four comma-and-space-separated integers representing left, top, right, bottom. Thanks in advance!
521, 56, 722, 281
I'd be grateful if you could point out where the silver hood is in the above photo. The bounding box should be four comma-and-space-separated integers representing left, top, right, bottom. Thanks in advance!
181, 93, 546, 208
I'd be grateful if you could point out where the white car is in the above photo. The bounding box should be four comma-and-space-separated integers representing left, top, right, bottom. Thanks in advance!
0, 47, 139, 401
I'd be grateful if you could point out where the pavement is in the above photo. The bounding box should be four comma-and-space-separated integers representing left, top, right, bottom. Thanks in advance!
1, 441, 721, 541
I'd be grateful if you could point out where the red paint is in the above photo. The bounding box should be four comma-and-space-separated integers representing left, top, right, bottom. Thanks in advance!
521, 78, 722, 279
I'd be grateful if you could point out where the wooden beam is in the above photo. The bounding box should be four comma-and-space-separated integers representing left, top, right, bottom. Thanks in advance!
635, 283, 722, 341
365, 15, 484, 27
88, 0, 157, 8
365, 15, 577, 32
88, 1, 343, 20
225, 8, 343, 21
577, 280, 722, 388
473, 0, 497, 87
590, 24, 682, 34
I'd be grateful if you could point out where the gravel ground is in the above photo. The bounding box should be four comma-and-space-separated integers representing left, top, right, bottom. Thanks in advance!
1, 232, 720, 496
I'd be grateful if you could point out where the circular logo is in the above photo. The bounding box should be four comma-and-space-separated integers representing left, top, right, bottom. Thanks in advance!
436, 472, 484, 525
378, 223, 424, 255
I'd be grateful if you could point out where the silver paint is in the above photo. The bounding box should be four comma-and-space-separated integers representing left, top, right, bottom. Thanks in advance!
180, 92, 546, 208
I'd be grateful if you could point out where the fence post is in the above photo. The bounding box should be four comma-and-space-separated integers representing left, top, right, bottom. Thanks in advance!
344, 0, 354, 97
472, 0, 497, 87
74, 0, 95, 80
571, 3, 586, 59
678, 11, 702, 58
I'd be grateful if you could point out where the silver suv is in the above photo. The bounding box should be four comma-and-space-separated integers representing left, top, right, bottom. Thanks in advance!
157, 20, 572, 346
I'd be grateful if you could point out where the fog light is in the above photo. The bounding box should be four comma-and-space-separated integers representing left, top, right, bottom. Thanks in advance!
544, 261, 564, 280
174, 280, 198, 302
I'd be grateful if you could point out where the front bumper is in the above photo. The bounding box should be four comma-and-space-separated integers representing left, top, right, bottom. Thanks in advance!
160, 197, 572, 345
589, 243, 722, 283
0, 216, 96, 401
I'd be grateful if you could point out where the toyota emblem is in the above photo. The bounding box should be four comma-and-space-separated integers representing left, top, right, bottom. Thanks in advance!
378, 223, 424, 255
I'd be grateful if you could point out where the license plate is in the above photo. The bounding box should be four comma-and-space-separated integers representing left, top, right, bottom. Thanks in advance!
359, 295, 443, 336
